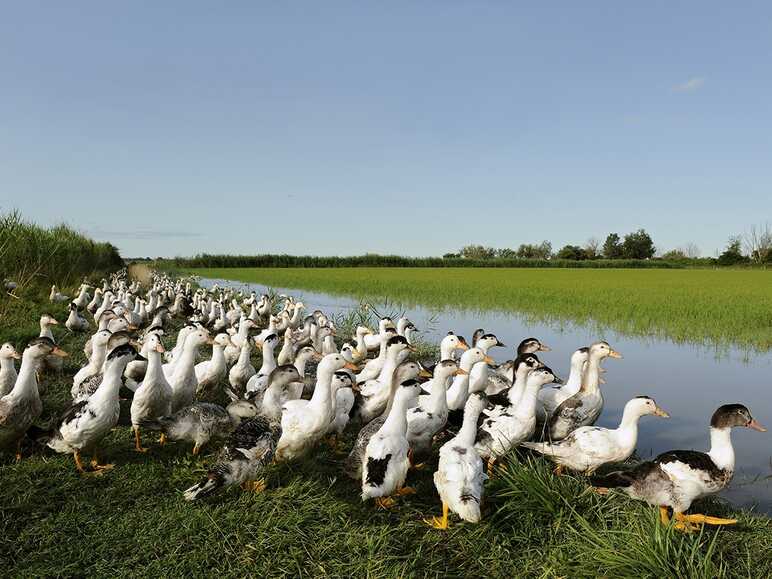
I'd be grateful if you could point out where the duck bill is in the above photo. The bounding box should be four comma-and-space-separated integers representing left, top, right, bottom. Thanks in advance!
344, 362, 359, 371
654, 407, 670, 418
407, 345, 417, 352
608, 349, 623, 359
457, 338, 469, 350
538, 344, 551, 352
552, 376, 564, 385
49, 319, 60, 325
483, 355, 495, 364
496, 341, 507, 348
312, 352, 324, 361
51, 347, 69, 358
748, 419, 767, 432
155, 345, 166, 353
12, 352, 21, 360
454, 368, 469, 376
419, 368, 433, 378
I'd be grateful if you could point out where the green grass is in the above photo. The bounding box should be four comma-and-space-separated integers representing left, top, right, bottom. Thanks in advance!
185, 267, 772, 352
1, 283, 770, 577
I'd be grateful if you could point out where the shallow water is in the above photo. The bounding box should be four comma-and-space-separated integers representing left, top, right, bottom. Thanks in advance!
199, 277, 772, 514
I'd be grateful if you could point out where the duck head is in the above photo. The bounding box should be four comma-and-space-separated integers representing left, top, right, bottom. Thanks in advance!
711, 404, 766, 432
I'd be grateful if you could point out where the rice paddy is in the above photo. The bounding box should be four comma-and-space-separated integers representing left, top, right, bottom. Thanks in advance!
187, 267, 772, 352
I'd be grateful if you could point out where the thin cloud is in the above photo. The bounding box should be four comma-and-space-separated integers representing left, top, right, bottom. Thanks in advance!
673, 76, 706, 93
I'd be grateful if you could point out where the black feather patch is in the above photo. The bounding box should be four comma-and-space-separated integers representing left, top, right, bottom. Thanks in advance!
655, 450, 725, 479
365, 454, 392, 487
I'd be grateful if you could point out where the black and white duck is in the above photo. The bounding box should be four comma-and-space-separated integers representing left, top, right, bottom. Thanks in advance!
591, 404, 766, 532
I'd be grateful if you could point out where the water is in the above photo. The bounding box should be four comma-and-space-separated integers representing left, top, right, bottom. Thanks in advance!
199, 277, 772, 514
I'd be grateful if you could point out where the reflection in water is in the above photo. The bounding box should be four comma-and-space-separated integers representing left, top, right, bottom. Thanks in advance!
199, 277, 772, 514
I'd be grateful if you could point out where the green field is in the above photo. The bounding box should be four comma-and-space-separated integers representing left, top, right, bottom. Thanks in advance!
2, 289, 771, 578
188, 267, 772, 352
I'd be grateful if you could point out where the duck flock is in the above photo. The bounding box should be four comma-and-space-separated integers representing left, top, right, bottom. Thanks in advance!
0, 270, 765, 533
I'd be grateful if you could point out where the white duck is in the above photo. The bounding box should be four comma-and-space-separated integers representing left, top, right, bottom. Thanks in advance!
353, 335, 413, 424
363, 317, 396, 351
49, 284, 70, 303
355, 328, 399, 383
39, 314, 63, 373
0, 338, 65, 457
65, 303, 90, 332
244, 333, 280, 398
546, 341, 622, 441
361, 379, 423, 508
524, 396, 670, 474
0, 343, 21, 397
46, 344, 137, 473
535, 347, 589, 422
445, 348, 494, 412
275, 353, 355, 461
72, 330, 114, 393
195, 333, 232, 396
425, 391, 489, 529
227, 340, 256, 399
406, 359, 464, 456
476, 366, 561, 473
130, 334, 173, 452
163, 328, 213, 412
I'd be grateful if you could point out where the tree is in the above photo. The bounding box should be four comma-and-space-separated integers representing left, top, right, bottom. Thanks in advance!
442, 252, 460, 259
584, 237, 601, 259
517, 241, 552, 260
661, 249, 687, 260
459, 245, 496, 260
743, 223, 771, 265
717, 236, 748, 266
683, 242, 701, 259
495, 247, 518, 259
535, 240, 553, 260
556, 245, 588, 260
603, 233, 623, 259
621, 229, 656, 259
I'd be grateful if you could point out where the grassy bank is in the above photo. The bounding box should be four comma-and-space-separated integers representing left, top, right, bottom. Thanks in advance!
1, 282, 770, 577
185, 267, 772, 352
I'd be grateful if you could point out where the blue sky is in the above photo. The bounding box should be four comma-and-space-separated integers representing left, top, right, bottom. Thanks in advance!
1, 2, 770, 258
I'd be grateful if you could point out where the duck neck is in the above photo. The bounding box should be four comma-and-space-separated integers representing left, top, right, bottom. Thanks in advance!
260, 343, 276, 372
507, 368, 530, 405
428, 374, 450, 412
376, 351, 399, 383
294, 355, 309, 376
262, 382, 286, 421
9, 354, 41, 399
0, 356, 16, 375
580, 355, 602, 394
210, 344, 225, 368
618, 406, 643, 431
39, 325, 54, 340
309, 367, 334, 412
144, 350, 166, 383
565, 358, 584, 391
457, 403, 482, 445
708, 427, 735, 472
237, 344, 251, 365
514, 380, 542, 418
91, 360, 125, 403
355, 333, 367, 353
382, 393, 411, 434
174, 343, 198, 380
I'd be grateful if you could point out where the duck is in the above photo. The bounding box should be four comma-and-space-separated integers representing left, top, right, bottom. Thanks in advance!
65, 303, 90, 332
425, 391, 489, 529
255, 365, 304, 423
45, 344, 136, 473
289, 345, 322, 400
182, 414, 279, 501
72, 283, 92, 309
244, 333, 280, 399
228, 340, 256, 399
139, 399, 260, 455
195, 333, 232, 396
86, 288, 104, 315
445, 348, 495, 412
406, 359, 464, 458
275, 353, 355, 461
475, 366, 561, 473
363, 317, 396, 351
344, 361, 428, 480
49, 284, 70, 303
163, 323, 198, 365
71, 331, 133, 401
276, 328, 295, 366
0, 338, 65, 457
130, 333, 173, 452
352, 335, 413, 424
535, 347, 589, 422
0, 343, 21, 397
327, 371, 356, 439
546, 341, 621, 441
351, 326, 373, 362
71, 330, 113, 393
467, 333, 505, 398
124, 327, 165, 384
523, 396, 670, 474
355, 328, 399, 383
591, 404, 766, 533
163, 328, 213, 412
361, 378, 423, 508
38, 314, 64, 374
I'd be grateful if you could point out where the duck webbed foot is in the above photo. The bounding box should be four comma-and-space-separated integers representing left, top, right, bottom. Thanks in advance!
374, 496, 396, 509
241, 478, 267, 493
675, 512, 738, 527
133, 428, 149, 453
395, 486, 416, 496
486, 458, 497, 478
423, 502, 450, 530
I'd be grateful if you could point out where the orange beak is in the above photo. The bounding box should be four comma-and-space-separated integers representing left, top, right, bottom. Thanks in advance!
51, 347, 69, 358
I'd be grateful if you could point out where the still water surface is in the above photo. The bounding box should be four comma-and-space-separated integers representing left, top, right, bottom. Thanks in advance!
199, 277, 772, 514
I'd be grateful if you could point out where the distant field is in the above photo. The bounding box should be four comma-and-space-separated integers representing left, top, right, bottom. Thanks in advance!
188, 267, 772, 351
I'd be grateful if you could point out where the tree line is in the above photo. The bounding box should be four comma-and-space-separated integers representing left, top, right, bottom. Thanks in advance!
451, 225, 771, 266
